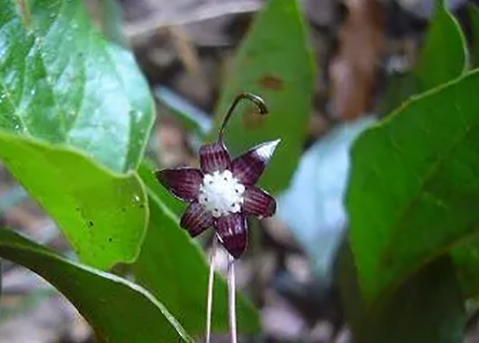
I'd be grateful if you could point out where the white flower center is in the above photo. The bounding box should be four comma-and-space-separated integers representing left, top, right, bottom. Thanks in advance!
198, 170, 245, 218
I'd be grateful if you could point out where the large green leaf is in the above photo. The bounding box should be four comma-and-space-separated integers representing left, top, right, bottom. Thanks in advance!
338, 240, 465, 343
371, 257, 464, 343
0, 227, 193, 343
415, 0, 467, 91
134, 164, 260, 335
211, 0, 314, 193
382, 0, 466, 113
452, 239, 479, 297
0, 0, 153, 172
0, 131, 147, 270
381, 73, 419, 118
347, 69, 479, 303
0, 0, 153, 268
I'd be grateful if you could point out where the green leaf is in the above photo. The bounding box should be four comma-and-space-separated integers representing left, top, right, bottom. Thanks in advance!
415, 0, 467, 91
382, 1, 466, 113
381, 73, 419, 117
211, 0, 314, 193
338, 241, 465, 343
0, 0, 154, 172
97, 0, 128, 47
468, 3, 479, 68
0, 0, 153, 268
366, 257, 464, 343
0, 227, 193, 343
347, 69, 479, 303
452, 240, 479, 296
0, 131, 147, 270
336, 237, 365, 336
133, 164, 261, 335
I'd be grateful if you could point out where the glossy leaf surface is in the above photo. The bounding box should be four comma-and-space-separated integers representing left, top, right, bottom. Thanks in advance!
348, 69, 479, 301
0, 0, 153, 268
0, 131, 148, 270
0, 227, 193, 343
0, 0, 153, 172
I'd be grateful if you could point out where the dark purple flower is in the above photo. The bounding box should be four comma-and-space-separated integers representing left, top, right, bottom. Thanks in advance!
156, 93, 280, 259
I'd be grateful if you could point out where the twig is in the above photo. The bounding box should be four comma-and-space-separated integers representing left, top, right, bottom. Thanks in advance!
169, 26, 202, 75
228, 254, 237, 343
15, 0, 31, 28
124, 1, 262, 43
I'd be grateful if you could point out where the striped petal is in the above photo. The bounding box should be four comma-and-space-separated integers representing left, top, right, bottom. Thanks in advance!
242, 186, 276, 218
199, 142, 231, 174
216, 213, 247, 259
180, 202, 214, 237
156, 168, 202, 201
231, 139, 280, 184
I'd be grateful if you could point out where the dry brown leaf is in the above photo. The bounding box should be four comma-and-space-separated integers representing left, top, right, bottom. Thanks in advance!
329, 0, 385, 120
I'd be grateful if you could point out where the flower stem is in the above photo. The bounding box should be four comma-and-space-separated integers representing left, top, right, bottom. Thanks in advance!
228, 254, 237, 343
218, 93, 268, 143
206, 237, 217, 343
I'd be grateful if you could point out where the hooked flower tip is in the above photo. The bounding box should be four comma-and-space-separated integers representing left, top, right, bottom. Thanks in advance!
255, 139, 280, 160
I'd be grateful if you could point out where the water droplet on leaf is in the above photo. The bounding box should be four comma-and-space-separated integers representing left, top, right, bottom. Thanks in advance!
131, 194, 141, 206
129, 110, 144, 127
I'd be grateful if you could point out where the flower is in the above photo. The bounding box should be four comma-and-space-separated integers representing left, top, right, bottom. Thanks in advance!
156, 93, 280, 259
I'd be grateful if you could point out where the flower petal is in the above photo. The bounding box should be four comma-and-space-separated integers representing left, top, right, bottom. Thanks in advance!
216, 213, 247, 259
156, 168, 203, 201
242, 186, 276, 218
231, 139, 280, 184
180, 202, 214, 237
200, 142, 231, 174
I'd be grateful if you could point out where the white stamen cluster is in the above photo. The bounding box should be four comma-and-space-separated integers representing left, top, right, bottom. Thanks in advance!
198, 170, 245, 218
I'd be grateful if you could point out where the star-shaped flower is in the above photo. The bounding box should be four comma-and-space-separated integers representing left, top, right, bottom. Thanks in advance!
156, 93, 279, 259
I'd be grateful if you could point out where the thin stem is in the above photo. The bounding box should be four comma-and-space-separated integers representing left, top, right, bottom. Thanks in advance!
206, 237, 217, 343
249, 219, 263, 306
219, 93, 268, 143
228, 254, 237, 343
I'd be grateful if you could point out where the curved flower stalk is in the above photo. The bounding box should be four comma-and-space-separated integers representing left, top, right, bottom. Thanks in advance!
156, 93, 279, 343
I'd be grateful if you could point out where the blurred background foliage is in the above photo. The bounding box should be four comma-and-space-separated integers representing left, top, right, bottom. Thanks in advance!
2, 0, 479, 342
